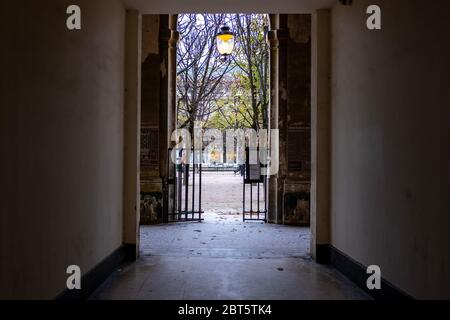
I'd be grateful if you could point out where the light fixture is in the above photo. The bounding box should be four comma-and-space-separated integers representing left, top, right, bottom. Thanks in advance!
216, 25, 235, 57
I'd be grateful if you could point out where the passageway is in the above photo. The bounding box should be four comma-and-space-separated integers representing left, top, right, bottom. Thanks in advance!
3, 0, 450, 301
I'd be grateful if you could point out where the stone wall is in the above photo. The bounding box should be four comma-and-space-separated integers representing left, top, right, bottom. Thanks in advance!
140, 15, 165, 224
282, 14, 312, 226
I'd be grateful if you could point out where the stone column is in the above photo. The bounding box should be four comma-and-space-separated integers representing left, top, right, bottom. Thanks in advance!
168, 15, 179, 143
159, 15, 170, 222
167, 15, 179, 221
311, 9, 331, 263
268, 14, 279, 224
277, 15, 289, 225
282, 14, 312, 227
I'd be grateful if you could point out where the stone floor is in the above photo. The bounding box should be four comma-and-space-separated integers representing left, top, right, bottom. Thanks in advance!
91, 172, 369, 300
140, 214, 311, 258
92, 215, 369, 300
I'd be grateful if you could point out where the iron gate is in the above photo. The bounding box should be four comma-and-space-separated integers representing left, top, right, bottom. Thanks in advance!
167, 147, 267, 223
167, 148, 204, 222
242, 147, 268, 222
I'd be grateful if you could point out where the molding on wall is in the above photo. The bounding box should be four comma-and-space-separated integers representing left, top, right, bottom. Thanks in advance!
124, 243, 138, 262
55, 244, 135, 300
327, 245, 414, 300
315, 244, 331, 264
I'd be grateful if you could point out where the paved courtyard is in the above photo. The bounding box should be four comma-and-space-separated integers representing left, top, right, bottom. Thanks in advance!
177, 171, 266, 216
195, 171, 253, 215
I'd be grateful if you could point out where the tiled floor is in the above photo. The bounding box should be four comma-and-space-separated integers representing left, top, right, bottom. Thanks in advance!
91, 214, 369, 300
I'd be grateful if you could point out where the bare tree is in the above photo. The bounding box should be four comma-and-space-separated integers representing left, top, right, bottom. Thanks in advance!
231, 14, 270, 130
176, 14, 233, 133
176, 14, 269, 133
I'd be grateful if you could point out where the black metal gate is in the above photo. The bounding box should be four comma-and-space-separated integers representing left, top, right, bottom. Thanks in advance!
242, 147, 268, 222
167, 148, 204, 222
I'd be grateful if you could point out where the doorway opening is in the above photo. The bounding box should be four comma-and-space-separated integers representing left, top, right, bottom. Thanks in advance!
173, 13, 270, 224
139, 13, 312, 261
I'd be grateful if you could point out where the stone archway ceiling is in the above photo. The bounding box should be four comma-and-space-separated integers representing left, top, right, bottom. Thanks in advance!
123, 0, 337, 14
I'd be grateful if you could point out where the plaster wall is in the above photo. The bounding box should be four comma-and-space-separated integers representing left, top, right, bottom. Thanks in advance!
330, 0, 450, 298
0, 0, 126, 299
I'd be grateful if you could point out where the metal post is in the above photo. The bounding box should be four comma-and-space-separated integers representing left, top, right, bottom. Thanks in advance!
192, 155, 196, 219
257, 181, 260, 219
250, 183, 253, 219
177, 154, 182, 220
185, 163, 189, 220
199, 160, 202, 220
243, 174, 245, 221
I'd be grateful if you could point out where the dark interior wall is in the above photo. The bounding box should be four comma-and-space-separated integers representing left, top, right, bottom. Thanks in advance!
330, 0, 450, 298
140, 15, 164, 224
141, 15, 161, 127
283, 14, 311, 226
0, 0, 126, 298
